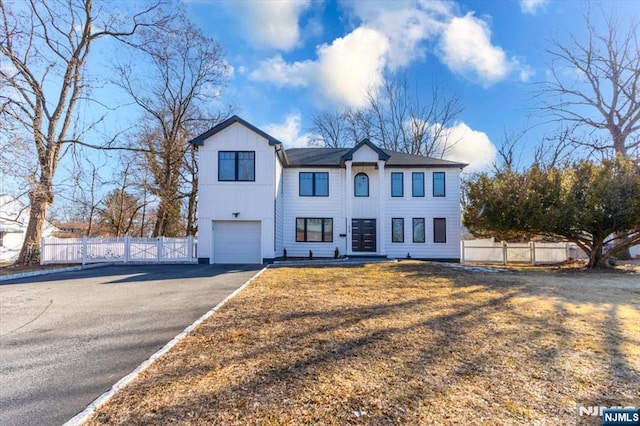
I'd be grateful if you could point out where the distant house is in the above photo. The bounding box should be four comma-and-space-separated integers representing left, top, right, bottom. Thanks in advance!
0, 195, 57, 262
189, 116, 467, 264
52, 221, 90, 238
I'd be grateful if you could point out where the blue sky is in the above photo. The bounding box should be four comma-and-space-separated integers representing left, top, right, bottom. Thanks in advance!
180, 0, 638, 172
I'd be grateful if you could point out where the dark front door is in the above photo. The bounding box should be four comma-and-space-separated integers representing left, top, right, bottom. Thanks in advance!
352, 219, 376, 252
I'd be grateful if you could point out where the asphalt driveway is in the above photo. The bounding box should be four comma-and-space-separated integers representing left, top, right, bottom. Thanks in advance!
0, 264, 262, 426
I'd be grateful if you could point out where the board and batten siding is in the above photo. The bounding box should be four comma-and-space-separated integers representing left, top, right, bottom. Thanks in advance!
196, 122, 277, 262
274, 154, 285, 256
384, 168, 461, 260
281, 168, 346, 258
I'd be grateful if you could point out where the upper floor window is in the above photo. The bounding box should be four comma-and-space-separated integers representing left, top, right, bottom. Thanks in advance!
433, 172, 445, 197
218, 151, 255, 181
0, 231, 4, 247
391, 172, 404, 197
299, 172, 329, 196
354, 173, 369, 197
412, 172, 424, 197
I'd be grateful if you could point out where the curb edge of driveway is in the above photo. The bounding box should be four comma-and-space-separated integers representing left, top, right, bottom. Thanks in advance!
0, 263, 111, 282
63, 264, 270, 426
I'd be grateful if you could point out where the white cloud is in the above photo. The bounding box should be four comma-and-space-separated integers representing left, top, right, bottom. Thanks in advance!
519, 0, 549, 15
344, 1, 451, 69
251, 27, 389, 108
442, 122, 496, 172
263, 112, 314, 148
249, 2, 531, 105
438, 13, 529, 87
236, 0, 312, 51
250, 55, 312, 88
314, 27, 389, 107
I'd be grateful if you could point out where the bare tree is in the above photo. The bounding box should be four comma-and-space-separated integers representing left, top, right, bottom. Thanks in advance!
97, 163, 143, 237
541, 10, 640, 157
181, 143, 198, 236
60, 154, 107, 236
541, 9, 640, 260
0, 0, 166, 264
115, 11, 230, 237
310, 75, 462, 158
310, 110, 348, 148
368, 77, 463, 157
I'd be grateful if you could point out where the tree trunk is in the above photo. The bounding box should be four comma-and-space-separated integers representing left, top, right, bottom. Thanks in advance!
16, 184, 53, 265
186, 191, 197, 236
614, 233, 632, 260
153, 197, 181, 237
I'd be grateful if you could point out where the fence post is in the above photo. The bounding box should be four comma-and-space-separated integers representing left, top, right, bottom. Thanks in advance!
82, 236, 87, 265
460, 240, 465, 264
124, 236, 130, 263
502, 241, 508, 265
187, 235, 194, 261
40, 237, 45, 265
530, 241, 536, 266
157, 237, 163, 263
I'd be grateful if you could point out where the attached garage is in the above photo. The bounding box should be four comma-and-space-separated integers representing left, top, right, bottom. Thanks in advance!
212, 221, 262, 264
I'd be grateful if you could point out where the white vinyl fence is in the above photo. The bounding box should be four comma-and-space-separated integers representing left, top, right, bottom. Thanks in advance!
461, 238, 587, 265
41, 236, 197, 265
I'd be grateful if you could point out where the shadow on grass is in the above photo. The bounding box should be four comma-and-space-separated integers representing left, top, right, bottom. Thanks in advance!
90, 261, 640, 425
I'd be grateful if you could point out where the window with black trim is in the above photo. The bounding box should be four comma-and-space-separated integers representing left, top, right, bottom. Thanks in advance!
218, 151, 255, 181
296, 218, 333, 242
299, 172, 329, 196
354, 173, 369, 197
391, 172, 403, 197
392, 218, 404, 243
434, 218, 447, 243
412, 218, 425, 243
433, 172, 445, 197
412, 172, 424, 197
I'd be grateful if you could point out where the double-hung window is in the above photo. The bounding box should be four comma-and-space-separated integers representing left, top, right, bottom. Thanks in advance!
391, 172, 404, 197
433, 172, 445, 197
299, 172, 329, 196
218, 151, 255, 181
412, 172, 424, 197
296, 218, 333, 242
413, 218, 425, 243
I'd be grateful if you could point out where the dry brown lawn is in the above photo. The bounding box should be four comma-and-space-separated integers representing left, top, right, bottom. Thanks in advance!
87, 261, 639, 425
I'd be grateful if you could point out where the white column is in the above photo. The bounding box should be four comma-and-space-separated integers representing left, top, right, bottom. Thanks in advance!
377, 160, 386, 255
345, 161, 352, 256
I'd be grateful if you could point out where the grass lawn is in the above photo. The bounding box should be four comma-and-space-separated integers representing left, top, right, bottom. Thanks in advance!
87, 261, 639, 425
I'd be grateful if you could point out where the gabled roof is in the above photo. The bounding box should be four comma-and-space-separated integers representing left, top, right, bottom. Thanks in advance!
382, 150, 467, 168
341, 138, 390, 163
285, 147, 467, 168
187, 116, 467, 169
188, 115, 284, 147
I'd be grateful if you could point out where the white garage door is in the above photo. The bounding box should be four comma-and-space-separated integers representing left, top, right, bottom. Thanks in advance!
212, 221, 261, 264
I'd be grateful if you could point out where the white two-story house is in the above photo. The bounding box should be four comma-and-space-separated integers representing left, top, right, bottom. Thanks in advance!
190, 116, 467, 264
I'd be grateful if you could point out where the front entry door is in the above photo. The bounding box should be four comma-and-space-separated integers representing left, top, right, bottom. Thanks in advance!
352, 219, 376, 252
